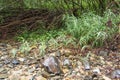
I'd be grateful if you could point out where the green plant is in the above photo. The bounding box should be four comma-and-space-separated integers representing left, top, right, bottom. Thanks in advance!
10, 48, 18, 58
38, 41, 47, 56
64, 10, 119, 47
19, 39, 31, 54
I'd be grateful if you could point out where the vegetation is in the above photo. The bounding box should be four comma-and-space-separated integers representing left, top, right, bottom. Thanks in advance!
0, 0, 120, 54
65, 10, 119, 47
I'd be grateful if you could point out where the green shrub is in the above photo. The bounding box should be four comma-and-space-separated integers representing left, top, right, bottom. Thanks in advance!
64, 10, 119, 47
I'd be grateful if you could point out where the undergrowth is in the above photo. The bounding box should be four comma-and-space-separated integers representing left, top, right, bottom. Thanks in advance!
64, 10, 119, 47
16, 10, 119, 55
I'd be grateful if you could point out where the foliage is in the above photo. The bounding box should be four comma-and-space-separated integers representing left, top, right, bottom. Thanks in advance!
0, 0, 119, 15
64, 10, 119, 47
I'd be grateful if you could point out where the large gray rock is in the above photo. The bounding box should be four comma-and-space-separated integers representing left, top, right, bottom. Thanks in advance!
42, 56, 62, 75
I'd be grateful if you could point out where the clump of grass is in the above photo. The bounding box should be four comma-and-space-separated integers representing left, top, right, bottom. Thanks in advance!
64, 10, 119, 47
19, 39, 31, 54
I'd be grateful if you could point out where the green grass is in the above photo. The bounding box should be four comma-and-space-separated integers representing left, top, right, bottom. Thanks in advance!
64, 10, 119, 47
16, 10, 119, 52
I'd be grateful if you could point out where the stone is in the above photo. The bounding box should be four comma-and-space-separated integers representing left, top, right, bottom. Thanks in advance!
99, 50, 108, 57
63, 58, 71, 66
0, 63, 3, 67
41, 71, 50, 78
111, 69, 120, 78
36, 75, 47, 80
84, 76, 92, 80
12, 59, 20, 65
18, 58, 26, 62
28, 68, 35, 73
0, 74, 8, 79
50, 76, 62, 80
42, 56, 62, 75
4, 58, 11, 64
92, 68, 100, 74
0, 68, 5, 73
55, 51, 61, 57
83, 60, 90, 70
9, 74, 20, 80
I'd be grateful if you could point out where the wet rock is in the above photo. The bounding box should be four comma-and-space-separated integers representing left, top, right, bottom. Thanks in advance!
42, 56, 62, 75
12, 59, 20, 65
112, 69, 120, 78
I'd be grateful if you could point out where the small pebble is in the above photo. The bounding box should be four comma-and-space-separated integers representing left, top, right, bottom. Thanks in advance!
12, 59, 20, 65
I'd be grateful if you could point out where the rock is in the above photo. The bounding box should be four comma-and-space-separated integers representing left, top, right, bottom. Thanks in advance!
64, 52, 71, 57
20, 76, 26, 80
111, 69, 120, 78
12, 59, 20, 65
0, 43, 7, 48
63, 68, 69, 74
50, 76, 62, 80
1, 55, 8, 60
99, 50, 108, 57
0, 74, 8, 79
83, 60, 90, 70
102, 75, 111, 80
41, 71, 50, 78
28, 68, 35, 73
18, 58, 26, 62
42, 56, 62, 75
84, 76, 92, 80
93, 68, 100, 74
0, 63, 3, 67
55, 51, 61, 57
36, 75, 47, 80
0, 68, 5, 73
7, 64, 14, 68
63, 58, 71, 66
4, 58, 11, 64
9, 74, 20, 80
